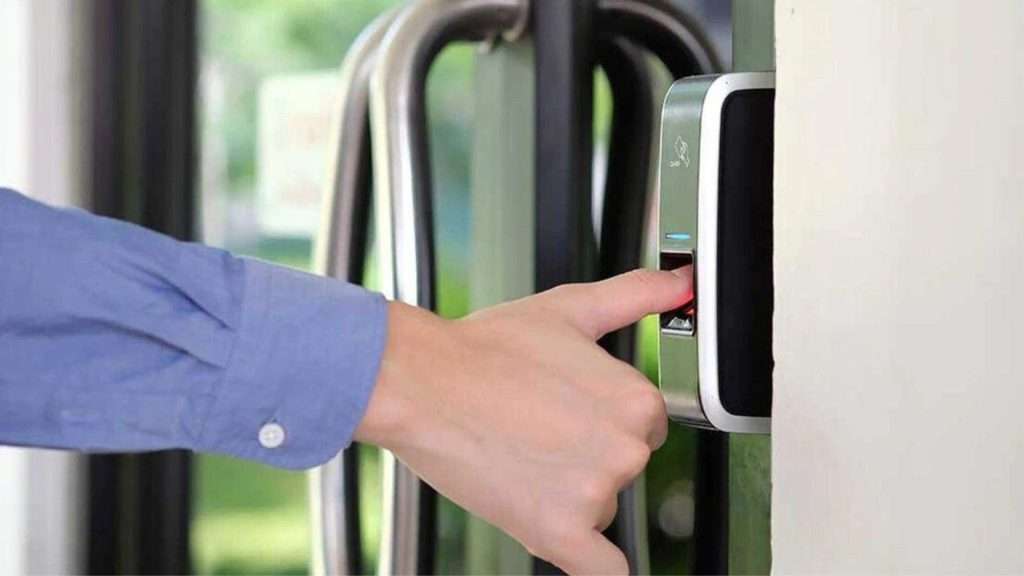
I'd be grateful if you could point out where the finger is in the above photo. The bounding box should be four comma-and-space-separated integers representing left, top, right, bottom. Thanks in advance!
647, 399, 669, 450
640, 383, 670, 450
612, 366, 670, 451
597, 495, 618, 532
554, 530, 629, 576
564, 267, 693, 339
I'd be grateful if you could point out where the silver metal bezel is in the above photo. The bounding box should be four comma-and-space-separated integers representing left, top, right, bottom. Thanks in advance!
696, 71, 774, 434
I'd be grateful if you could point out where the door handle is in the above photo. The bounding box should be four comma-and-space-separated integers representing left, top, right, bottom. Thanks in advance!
309, 9, 400, 576
368, 1, 528, 574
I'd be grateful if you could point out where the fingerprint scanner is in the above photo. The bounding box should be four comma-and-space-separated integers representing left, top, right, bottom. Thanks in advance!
660, 251, 695, 337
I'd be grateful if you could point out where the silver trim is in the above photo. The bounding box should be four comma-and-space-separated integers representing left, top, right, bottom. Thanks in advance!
315, 9, 399, 281
696, 72, 774, 434
369, 1, 528, 574
310, 9, 401, 576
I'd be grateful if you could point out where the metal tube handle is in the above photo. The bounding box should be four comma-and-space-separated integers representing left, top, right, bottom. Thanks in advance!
310, 10, 399, 576
369, 1, 528, 574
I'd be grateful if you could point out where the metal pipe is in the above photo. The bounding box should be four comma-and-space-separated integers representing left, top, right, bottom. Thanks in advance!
369, 1, 528, 574
316, 9, 398, 281
531, 0, 598, 300
310, 10, 399, 576
596, 0, 724, 76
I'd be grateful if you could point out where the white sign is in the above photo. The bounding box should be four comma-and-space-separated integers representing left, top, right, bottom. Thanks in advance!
257, 71, 338, 237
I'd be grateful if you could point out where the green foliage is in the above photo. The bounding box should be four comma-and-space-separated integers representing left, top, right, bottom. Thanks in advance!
202, 0, 399, 198
193, 455, 309, 574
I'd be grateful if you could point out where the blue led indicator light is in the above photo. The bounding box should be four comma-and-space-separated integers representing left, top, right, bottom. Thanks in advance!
665, 232, 692, 241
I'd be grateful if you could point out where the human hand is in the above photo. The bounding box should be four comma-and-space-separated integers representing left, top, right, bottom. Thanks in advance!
354, 267, 693, 575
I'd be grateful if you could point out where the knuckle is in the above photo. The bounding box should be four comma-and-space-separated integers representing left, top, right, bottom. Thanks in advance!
544, 284, 570, 300
541, 517, 582, 558
631, 383, 668, 425
597, 499, 619, 532
619, 440, 652, 479
624, 267, 664, 288
522, 520, 558, 559
546, 283, 583, 302
580, 476, 614, 507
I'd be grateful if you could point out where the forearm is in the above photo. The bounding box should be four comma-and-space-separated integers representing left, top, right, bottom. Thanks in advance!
0, 188, 387, 468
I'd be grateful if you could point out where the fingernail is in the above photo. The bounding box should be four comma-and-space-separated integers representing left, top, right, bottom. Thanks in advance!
670, 265, 691, 278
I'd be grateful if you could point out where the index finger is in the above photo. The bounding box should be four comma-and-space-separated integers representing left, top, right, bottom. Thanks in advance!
571, 267, 693, 339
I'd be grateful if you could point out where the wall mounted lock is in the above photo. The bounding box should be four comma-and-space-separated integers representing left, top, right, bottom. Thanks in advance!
657, 72, 775, 434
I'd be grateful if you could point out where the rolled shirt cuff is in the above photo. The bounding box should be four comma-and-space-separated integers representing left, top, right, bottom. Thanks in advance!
196, 257, 387, 469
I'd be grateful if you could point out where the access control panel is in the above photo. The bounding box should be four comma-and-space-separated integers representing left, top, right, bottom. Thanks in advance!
657, 72, 775, 434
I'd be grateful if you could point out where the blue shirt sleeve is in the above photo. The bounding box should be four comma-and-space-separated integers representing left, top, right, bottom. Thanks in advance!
0, 188, 387, 469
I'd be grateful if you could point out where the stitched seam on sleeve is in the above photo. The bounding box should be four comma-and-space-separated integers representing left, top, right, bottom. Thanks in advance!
192, 260, 250, 449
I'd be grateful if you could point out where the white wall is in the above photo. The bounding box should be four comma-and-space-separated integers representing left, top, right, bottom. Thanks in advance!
0, 1, 34, 571
0, 0, 88, 573
0, 0, 30, 190
773, 1, 1024, 572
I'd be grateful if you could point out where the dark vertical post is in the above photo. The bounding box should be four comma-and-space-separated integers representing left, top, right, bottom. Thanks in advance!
85, 3, 126, 569
86, 1, 197, 573
533, 0, 597, 293
596, 38, 654, 361
532, 1, 595, 573
693, 431, 729, 574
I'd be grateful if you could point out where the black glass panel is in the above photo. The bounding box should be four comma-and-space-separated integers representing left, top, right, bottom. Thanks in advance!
716, 89, 774, 418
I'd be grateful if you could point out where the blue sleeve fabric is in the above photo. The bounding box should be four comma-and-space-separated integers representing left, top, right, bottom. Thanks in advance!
0, 188, 387, 469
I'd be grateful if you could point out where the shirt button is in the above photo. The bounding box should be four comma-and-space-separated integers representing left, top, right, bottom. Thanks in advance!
258, 422, 286, 449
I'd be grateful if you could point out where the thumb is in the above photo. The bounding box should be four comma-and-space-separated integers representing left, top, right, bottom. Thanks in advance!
556, 267, 693, 339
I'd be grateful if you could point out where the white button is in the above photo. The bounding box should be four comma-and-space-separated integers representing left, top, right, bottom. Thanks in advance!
258, 422, 286, 449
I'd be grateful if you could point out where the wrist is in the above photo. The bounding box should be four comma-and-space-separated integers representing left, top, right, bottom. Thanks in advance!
353, 301, 446, 450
